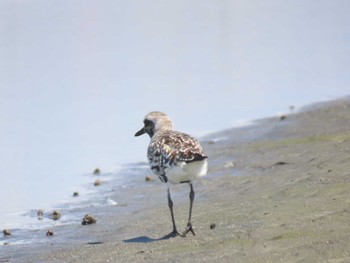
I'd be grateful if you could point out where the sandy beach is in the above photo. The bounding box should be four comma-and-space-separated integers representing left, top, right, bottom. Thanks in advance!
2, 97, 350, 262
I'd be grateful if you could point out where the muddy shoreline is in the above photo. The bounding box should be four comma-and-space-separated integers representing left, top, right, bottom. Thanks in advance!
2, 97, 350, 262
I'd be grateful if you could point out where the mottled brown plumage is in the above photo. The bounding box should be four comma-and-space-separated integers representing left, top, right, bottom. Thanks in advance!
147, 130, 207, 183
135, 111, 208, 237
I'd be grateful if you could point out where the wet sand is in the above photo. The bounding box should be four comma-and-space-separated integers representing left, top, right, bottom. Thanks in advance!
2, 97, 350, 262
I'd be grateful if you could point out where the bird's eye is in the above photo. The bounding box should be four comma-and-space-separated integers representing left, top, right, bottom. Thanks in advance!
144, 119, 152, 126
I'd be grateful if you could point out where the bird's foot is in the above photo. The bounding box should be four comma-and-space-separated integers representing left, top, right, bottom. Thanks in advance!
163, 229, 183, 239
183, 223, 196, 237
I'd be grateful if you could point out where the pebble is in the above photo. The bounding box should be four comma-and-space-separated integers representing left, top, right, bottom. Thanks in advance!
82, 214, 97, 225
145, 175, 154, 182
3, 229, 11, 236
93, 168, 101, 175
224, 161, 235, 168
52, 210, 61, 220
94, 179, 101, 186
37, 209, 44, 220
107, 197, 118, 206
279, 114, 287, 120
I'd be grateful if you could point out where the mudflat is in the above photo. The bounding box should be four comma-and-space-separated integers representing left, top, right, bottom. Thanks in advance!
2, 97, 350, 262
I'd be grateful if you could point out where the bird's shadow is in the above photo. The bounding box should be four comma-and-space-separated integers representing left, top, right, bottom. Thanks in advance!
123, 234, 176, 243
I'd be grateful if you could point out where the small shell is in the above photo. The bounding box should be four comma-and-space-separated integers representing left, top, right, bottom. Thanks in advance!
145, 176, 154, 182
3, 229, 11, 236
94, 179, 101, 186
37, 209, 44, 220
81, 214, 97, 225
279, 114, 287, 120
93, 168, 101, 175
52, 210, 61, 220
224, 161, 235, 168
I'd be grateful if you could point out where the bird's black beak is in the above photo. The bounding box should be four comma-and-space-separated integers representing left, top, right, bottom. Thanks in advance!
135, 127, 145, 137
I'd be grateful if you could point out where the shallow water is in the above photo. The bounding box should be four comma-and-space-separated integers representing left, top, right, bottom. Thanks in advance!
0, 163, 149, 245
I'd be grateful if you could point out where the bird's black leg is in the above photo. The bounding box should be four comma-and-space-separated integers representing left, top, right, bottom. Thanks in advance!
164, 186, 182, 238
183, 183, 196, 236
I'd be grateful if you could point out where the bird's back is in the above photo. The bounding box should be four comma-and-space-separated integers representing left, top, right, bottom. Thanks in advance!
147, 130, 208, 183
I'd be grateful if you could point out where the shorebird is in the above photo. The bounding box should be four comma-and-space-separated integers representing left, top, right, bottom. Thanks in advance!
135, 111, 208, 237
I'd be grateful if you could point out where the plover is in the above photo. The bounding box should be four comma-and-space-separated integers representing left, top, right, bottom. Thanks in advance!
135, 111, 208, 237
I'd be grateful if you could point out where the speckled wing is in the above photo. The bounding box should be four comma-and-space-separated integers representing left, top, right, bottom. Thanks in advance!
147, 131, 207, 179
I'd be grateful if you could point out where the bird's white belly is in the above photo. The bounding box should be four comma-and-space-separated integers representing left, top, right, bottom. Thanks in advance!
165, 159, 208, 184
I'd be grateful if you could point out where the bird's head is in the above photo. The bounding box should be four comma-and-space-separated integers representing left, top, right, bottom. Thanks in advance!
135, 111, 173, 138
